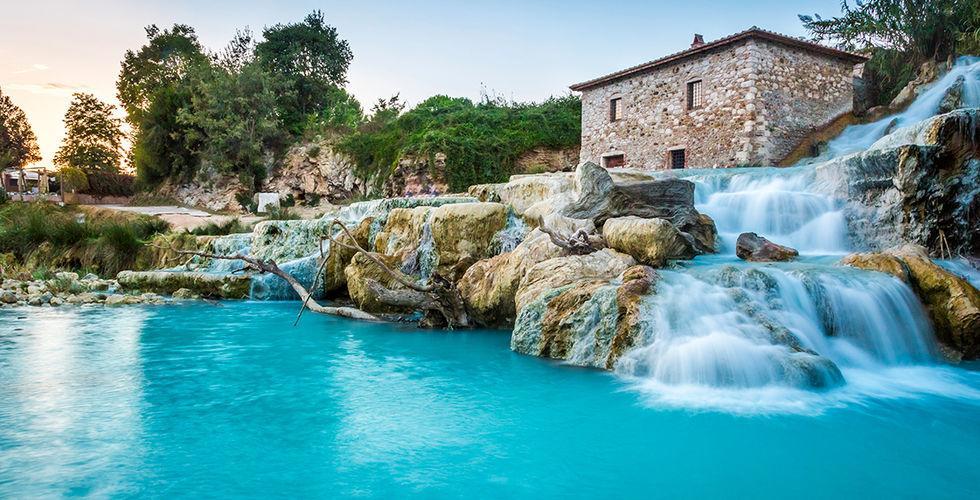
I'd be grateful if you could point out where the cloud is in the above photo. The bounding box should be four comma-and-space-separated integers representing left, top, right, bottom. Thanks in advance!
13, 64, 49, 74
4, 82, 92, 96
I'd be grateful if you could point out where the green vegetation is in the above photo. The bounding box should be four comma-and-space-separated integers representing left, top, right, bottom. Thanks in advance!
121, 12, 361, 193
119, 12, 580, 202
0, 204, 169, 278
801, 0, 980, 105
0, 87, 41, 169
186, 218, 251, 236
54, 93, 124, 172
339, 94, 581, 192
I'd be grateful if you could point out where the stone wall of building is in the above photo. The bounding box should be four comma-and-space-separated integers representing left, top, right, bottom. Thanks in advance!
579, 38, 857, 168
753, 42, 856, 164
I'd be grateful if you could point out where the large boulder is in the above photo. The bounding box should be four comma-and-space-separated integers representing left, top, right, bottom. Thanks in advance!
602, 216, 697, 267
515, 248, 636, 313
468, 173, 575, 216
511, 265, 657, 369
561, 161, 700, 228
457, 229, 564, 327
116, 270, 251, 299
373, 206, 433, 262
814, 109, 980, 256
344, 252, 412, 314
429, 202, 508, 282
842, 245, 980, 360
736, 232, 799, 262
323, 217, 374, 295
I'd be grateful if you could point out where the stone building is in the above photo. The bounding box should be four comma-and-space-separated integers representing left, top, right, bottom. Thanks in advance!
571, 27, 867, 169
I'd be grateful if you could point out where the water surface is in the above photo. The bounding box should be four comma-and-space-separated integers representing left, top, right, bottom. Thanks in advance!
1, 303, 978, 498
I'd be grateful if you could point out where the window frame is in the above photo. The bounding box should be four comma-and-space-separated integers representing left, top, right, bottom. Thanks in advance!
609, 97, 622, 122
670, 149, 686, 169
686, 79, 703, 111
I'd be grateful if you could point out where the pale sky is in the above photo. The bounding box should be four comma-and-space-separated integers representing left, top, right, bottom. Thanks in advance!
0, 0, 843, 166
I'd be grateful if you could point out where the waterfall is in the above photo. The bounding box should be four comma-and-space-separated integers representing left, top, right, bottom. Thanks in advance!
675, 167, 849, 254
613, 58, 980, 410
818, 56, 980, 160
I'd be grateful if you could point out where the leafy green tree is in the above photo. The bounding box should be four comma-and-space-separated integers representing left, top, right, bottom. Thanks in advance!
132, 84, 200, 185
801, 0, 980, 104
256, 10, 354, 134
54, 93, 124, 173
116, 24, 207, 127
179, 62, 289, 190
0, 87, 42, 169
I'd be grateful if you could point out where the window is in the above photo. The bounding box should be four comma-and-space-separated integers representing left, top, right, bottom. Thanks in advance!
670, 149, 686, 169
687, 80, 702, 110
604, 154, 625, 168
609, 97, 622, 122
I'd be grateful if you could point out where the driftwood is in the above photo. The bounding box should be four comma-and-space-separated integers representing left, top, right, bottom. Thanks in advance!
162, 247, 379, 322
536, 217, 605, 255
327, 219, 470, 329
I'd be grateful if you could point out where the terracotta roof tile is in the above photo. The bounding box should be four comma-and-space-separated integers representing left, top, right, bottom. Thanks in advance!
569, 27, 868, 91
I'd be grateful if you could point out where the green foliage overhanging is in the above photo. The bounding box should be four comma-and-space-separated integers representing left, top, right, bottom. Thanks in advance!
801, 0, 980, 105
338, 94, 581, 192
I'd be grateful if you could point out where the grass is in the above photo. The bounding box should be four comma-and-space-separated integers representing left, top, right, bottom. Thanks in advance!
0, 202, 171, 278
186, 218, 252, 236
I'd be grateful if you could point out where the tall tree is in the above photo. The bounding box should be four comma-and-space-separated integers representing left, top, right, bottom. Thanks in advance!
116, 24, 207, 127
0, 87, 42, 169
179, 62, 289, 190
54, 93, 124, 173
255, 10, 354, 134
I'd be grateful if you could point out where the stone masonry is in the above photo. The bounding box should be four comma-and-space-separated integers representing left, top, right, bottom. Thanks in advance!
572, 28, 867, 168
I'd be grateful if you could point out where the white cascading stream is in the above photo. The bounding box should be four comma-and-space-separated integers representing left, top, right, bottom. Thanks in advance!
616, 58, 980, 401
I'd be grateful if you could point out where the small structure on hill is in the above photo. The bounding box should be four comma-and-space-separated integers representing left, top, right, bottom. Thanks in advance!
570, 27, 868, 168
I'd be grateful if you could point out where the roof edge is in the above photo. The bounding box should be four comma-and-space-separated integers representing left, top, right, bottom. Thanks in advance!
569, 27, 868, 92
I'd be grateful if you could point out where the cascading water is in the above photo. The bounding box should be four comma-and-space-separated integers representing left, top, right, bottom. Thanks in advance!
818, 56, 980, 160
611, 57, 980, 411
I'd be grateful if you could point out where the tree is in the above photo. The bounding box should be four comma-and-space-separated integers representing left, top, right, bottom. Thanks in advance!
179, 62, 289, 190
801, 0, 980, 104
116, 24, 207, 127
54, 93, 124, 173
0, 87, 42, 169
256, 10, 354, 134
132, 84, 200, 185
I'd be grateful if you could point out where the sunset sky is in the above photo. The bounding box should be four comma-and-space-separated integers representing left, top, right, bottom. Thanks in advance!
0, 0, 842, 167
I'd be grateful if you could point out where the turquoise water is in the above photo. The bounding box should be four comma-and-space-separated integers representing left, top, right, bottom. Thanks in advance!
1, 302, 979, 498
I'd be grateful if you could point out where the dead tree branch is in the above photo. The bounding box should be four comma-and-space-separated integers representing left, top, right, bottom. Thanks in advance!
327, 219, 470, 328
536, 217, 605, 255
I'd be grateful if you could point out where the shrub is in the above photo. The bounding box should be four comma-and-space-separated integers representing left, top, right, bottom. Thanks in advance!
187, 218, 251, 236
339, 94, 581, 192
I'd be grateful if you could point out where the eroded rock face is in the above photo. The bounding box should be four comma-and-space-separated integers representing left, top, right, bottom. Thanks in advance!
602, 216, 697, 267
815, 109, 980, 256
468, 173, 575, 216
373, 206, 434, 262
266, 140, 361, 203
323, 217, 374, 295
429, 202, 509, 282
515, 248, 636, 313
842, 245, 980, 360
510, 264, 657, 369
736, 232, 799, 262
457, 229, 564, 327
344, 252, 412, 314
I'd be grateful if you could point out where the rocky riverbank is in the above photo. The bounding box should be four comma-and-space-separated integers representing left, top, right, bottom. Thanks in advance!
0, 272, 204, 308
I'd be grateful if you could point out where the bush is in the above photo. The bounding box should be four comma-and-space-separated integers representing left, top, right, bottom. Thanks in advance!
0, 203, 170, 276
84, 171, 136, 197
339, 94, 581, 192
